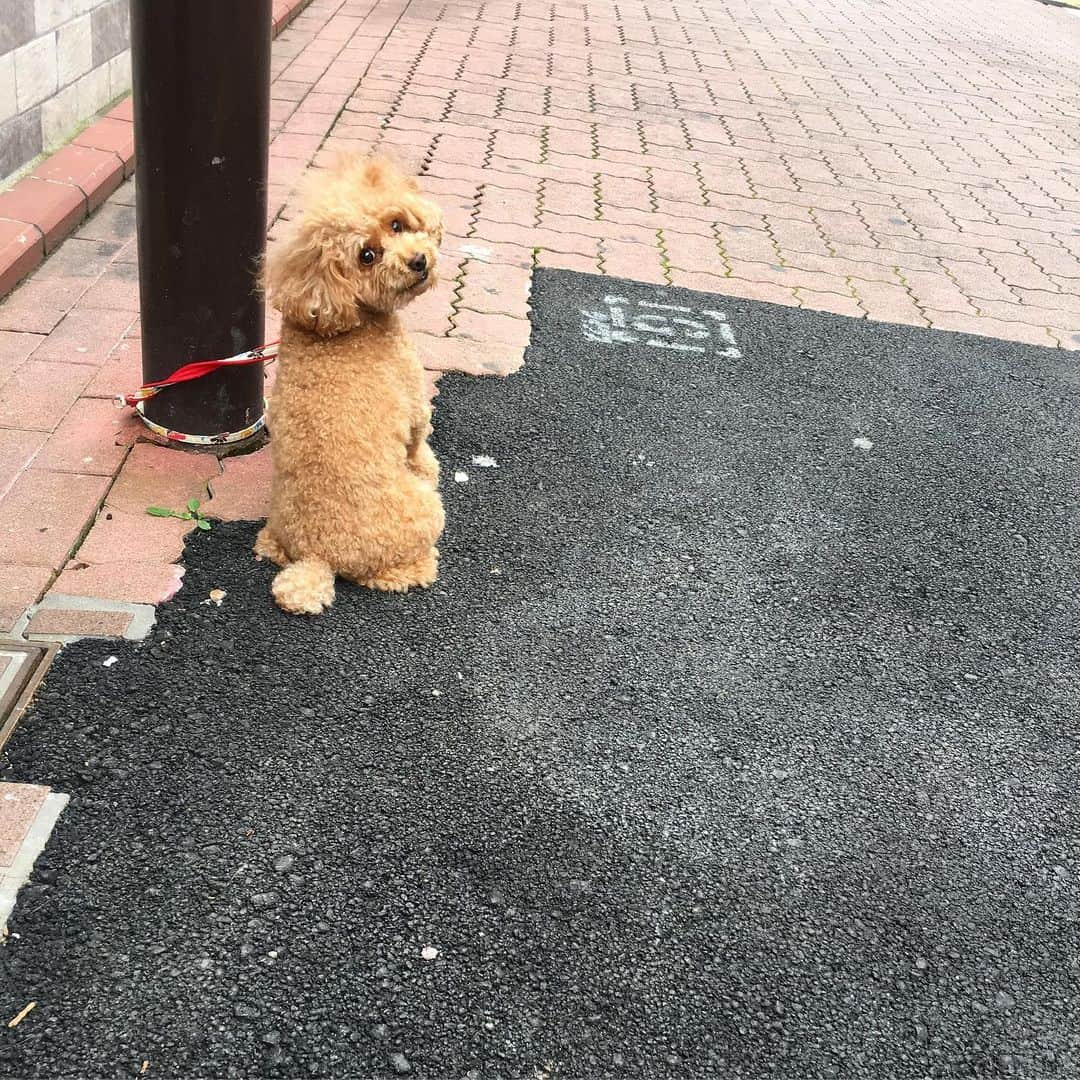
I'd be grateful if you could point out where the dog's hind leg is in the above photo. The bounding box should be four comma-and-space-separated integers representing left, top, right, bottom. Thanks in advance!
254, 526, 289, 567
271, 559, 336, 615
406, 413, 440, 486
356, 547, 439, 593
408, 440, 440, 487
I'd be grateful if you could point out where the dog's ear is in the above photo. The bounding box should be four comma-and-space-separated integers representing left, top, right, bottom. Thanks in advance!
330, 153, 425, 200
264, 216, 358, 337
357, 154, 419, 194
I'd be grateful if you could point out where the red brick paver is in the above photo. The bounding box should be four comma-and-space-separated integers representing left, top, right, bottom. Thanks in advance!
0, 0, 1077, 634
24, 608, 134, 640
0, 783, 49, 866
0, 568, 54, 635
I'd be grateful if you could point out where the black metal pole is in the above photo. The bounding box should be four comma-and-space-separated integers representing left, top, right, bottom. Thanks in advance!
129, 0, 271, 441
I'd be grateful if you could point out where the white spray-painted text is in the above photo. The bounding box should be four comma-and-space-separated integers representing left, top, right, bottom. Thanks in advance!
580, 295, 742, 358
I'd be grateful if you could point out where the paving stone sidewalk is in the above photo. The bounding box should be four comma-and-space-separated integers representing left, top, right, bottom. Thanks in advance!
0, 0, 1078, 634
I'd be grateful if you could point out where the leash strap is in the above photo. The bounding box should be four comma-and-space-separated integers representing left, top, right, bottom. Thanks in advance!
116, 341, 279, 408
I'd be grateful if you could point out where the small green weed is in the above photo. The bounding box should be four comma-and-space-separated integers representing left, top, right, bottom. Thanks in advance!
146, 498, 212, 531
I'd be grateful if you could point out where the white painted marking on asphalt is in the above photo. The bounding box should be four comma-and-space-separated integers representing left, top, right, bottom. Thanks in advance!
639, 301, 693, 312
580, 294, 742, 358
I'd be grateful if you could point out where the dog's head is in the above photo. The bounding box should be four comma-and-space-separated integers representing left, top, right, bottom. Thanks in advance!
265, 155, 444, 336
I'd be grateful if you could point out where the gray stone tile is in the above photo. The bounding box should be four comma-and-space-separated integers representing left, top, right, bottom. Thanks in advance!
0, 107, 42, 181
0, 0, 34, 54
73, 201, 135, 243
35, 237, 120, 279
91, 0, 128, 67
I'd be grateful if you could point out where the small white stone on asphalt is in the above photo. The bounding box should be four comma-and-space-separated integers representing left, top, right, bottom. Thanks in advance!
853, 436, 874, 451
421, 946, 439, 961
471, 455, 498, 467
103, 656, 118, 668
454, 471, 469, 483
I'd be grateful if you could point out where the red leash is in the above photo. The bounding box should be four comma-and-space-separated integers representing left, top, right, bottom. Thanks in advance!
116, 341, 279, 409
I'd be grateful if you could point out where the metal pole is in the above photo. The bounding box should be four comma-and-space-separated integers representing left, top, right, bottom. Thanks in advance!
129, 0, 271, 442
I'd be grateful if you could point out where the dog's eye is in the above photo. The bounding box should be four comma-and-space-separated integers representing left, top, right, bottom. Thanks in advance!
390, 220, 403, 233
360, 247, 377, 265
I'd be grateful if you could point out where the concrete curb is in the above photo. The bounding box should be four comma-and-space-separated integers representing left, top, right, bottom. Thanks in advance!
0, 790, 68, 935
12, 593, 157, 644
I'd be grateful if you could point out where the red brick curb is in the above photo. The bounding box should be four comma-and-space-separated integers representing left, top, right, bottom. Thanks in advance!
0, 0, 313, 303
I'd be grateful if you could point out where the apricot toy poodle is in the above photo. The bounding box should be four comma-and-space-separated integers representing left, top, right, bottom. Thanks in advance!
256, 155, 445, 615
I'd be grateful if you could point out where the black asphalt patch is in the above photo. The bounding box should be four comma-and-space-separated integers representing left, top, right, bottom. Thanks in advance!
2, 268, 1078, 1080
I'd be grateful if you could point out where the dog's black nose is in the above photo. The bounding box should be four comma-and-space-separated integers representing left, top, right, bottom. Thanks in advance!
408, 253, 427, 273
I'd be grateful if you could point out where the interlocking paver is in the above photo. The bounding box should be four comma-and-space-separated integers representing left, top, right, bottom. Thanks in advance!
75, 507, 192, 566
0, 566, 53, 633
851, 279, 932, 328
892, 269, 979, 316
597, 238, 666, 284
76, 268, 141, 312
984, 250, 1063, 293
36, 238, 120, 280
0, 361, 93, 432
0, 469, 109, 570
939, 259, 1023, 305
400, 270, 456, 340
792, 287, 865, 319
1012, 287, 1080, 316
0, 332, 41, 383
50, 561, 185, 605
81, 337, 140, 400
31, 398, 135, 476
924, 310, 1059, 347
415, 333, 523, 377
207, 450, 273, 522
449, 307, 532, 347
103, 443, 220, 517
27, 308, 137, 366
0, 279, 85, 335
455, 260, 533, 317
963, 297, 1067, 328
0, 428, 47, 500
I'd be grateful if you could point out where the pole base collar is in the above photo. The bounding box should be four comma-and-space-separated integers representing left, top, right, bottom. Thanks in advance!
135, 401, 267, 446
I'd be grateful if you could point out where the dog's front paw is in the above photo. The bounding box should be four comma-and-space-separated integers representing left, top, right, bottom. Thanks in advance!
272, 560, 336, 615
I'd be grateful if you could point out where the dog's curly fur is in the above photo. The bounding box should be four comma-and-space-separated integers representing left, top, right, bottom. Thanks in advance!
257, 155, 445, 615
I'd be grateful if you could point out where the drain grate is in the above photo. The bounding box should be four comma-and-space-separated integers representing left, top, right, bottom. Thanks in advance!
0, 640, 58, 753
